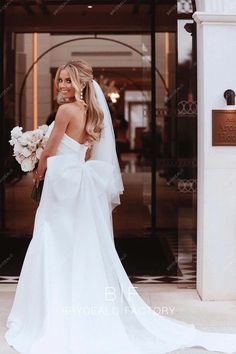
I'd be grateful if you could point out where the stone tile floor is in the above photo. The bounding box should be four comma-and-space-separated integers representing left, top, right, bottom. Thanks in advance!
1, 284, 236, 354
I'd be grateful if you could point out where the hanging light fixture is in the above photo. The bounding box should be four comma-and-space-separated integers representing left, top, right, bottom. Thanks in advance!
98, 75, 120, 103
108, 91, 120, 103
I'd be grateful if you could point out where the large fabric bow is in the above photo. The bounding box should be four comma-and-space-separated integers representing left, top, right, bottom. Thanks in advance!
46, 154, 117, 202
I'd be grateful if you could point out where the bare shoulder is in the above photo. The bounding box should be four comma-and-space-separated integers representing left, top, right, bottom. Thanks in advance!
55, 102, 86, 124
64, 101, 87, 115
57, 102, 77, 116
55, 103, 72, 120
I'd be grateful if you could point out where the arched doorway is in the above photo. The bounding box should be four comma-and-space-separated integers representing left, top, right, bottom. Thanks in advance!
0, 0, 197, 287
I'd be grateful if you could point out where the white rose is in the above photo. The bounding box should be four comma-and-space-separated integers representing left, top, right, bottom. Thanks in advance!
38, 124, 49, 134
28, 142, 37, 152
9, 137, 18, 146
18, 132, 30, 146
21, 147, 31, 158
31, 129, 43, 145
25, 131, 35, 141
15, 153, 24, 164
21, 157, 35, 172
13, 141, 23, 154
11, 126, 23, 139
36, 147, 43, 159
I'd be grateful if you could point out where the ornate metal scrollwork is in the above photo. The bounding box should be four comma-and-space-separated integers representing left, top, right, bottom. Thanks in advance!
177, 100, 197, 116
177, 0, 194, 14
177, 179, 197, 193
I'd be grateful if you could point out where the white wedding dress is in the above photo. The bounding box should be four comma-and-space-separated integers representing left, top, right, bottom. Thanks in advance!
5, 129, 236, 354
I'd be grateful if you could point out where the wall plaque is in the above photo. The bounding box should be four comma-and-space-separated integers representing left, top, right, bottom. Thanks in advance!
212, 110, 236, 146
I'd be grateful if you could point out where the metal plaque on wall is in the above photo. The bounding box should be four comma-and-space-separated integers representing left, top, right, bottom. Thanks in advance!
212, 110, 236, 146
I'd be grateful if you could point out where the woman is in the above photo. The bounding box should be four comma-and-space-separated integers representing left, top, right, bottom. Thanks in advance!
5, 59, 236, 354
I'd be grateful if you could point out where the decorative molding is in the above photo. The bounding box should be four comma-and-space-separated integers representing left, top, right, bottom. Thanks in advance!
177, 0, 193, 14
193, 12, 236, 25
178, 179, 197, 193
177, 100, 197, 116
195, 0, 236, 13
157, 159, 197, 168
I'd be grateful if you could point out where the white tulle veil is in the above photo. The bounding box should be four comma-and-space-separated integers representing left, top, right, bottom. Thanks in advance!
91, 79, 124, 211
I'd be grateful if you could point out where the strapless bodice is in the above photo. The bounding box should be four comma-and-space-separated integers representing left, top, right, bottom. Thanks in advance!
56, 133, 89, 162
44, 121, 89, 162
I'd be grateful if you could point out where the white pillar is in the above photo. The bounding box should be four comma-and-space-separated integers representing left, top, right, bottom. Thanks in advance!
193, 1, 236, 300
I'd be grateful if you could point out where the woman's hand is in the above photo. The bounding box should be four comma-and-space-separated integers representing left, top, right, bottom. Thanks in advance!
32, 169, 45, 188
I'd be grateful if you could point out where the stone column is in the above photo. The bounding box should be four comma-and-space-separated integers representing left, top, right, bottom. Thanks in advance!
193, 0, 236, 300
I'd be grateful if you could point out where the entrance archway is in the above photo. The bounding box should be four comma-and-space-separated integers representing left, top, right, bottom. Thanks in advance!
19, 35, 169, 124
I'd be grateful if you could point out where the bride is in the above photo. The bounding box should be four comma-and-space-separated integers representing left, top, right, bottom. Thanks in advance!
4, 59, 236, 354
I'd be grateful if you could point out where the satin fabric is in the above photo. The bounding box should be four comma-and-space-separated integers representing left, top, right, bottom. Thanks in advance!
5, 133, 236, 354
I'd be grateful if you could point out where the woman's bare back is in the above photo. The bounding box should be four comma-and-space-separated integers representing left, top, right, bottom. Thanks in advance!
64, 101, 88, 144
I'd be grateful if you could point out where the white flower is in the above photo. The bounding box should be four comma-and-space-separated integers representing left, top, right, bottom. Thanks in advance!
36, 147, 43, 159
9, 125, 47, 172
21, 147, 31, 158
11, 126, 23, 139
28, 142, 37, 152
31, 129, 44, 145
15, 153, 24, 164
38, 124, 49, 134
21, 157, 35, 172
13, 142, 23, 154
18, 132, 31, 146
9, 137, 18, 146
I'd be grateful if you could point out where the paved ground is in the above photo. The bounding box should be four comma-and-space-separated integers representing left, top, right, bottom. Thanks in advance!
1, 284, 236, 354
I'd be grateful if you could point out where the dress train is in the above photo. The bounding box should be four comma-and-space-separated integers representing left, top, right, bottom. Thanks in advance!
5, 133, 236, 354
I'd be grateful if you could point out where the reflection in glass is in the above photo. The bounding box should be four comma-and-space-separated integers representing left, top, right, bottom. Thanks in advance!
1, 1, 197, 286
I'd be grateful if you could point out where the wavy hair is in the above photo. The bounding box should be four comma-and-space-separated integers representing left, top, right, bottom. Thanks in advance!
54, 59, 104, 143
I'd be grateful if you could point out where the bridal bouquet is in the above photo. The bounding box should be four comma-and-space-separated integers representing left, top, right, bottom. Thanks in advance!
9, 125, 49, 202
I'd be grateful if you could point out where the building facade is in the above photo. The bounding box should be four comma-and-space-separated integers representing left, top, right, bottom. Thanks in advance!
0, 0, 235, 300
194, 0, 236, 300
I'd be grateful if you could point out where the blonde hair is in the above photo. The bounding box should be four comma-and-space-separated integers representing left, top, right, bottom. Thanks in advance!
54, 59, 104, 143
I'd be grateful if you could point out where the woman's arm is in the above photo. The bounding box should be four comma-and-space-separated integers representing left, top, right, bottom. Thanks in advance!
34, 105, 71, 185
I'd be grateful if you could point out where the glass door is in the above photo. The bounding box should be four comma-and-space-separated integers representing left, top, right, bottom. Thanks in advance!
153, 0, 197, 286
0, 0, 197, 287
